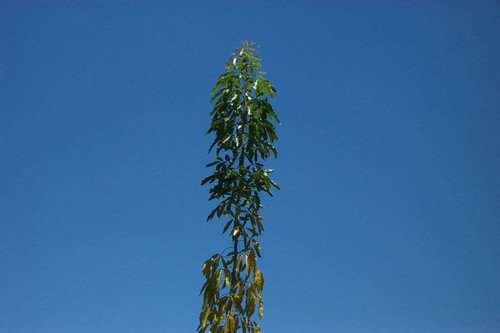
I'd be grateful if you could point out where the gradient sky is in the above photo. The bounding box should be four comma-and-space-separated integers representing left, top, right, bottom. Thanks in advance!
1, 1, 499, 333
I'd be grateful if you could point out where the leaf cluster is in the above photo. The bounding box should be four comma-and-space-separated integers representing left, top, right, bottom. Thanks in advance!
198, 41, 279, 333
198, 249, 264, 333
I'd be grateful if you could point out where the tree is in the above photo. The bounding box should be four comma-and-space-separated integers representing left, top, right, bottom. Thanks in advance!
198, 41, 280, 333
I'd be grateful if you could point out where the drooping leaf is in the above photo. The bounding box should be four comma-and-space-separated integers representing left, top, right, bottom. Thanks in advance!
200, 307, 210, 328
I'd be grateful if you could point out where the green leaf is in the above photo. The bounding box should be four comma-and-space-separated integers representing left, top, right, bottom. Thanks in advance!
199, 280, 209, 295
241, 49, 251, 59
224, 315, 235, 333
255, 270, 264, 292
205, 160, 219, 168
270, 179, 280, 190
206, 208, 217, 222
200, 307, 210, 328
220, 219, 231, 234
200, 176, 211, 186
202, 260, 211, 278
258, 298, 264, 320
231, 294, 244, 314
244, 253, 250, 277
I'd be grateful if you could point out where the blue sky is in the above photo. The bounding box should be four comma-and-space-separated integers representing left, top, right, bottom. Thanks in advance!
1, 1, 499, 332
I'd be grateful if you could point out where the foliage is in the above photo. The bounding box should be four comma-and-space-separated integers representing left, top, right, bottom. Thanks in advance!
198, 41, 280, 333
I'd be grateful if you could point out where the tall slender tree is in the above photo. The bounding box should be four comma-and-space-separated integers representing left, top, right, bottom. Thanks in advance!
198, 41, 280, 333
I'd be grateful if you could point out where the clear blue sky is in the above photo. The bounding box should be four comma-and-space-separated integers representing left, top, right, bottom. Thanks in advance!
1, 1, 499, 333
